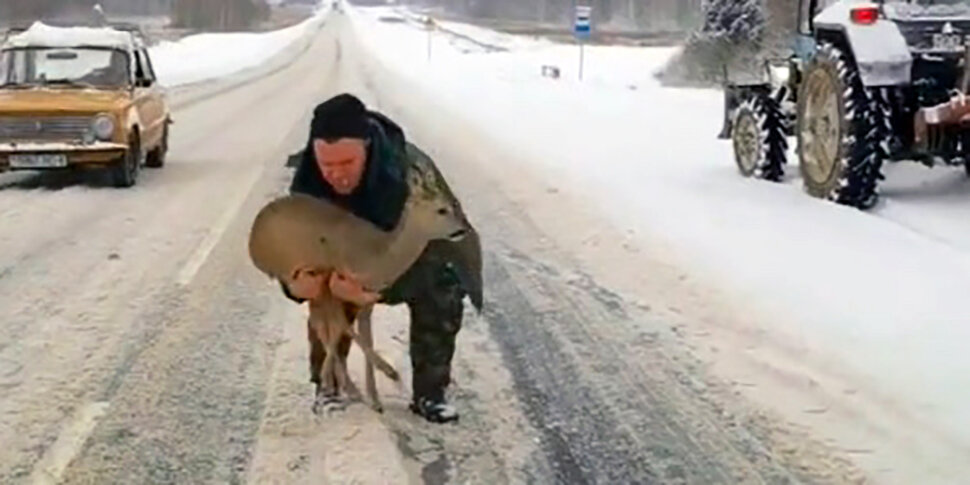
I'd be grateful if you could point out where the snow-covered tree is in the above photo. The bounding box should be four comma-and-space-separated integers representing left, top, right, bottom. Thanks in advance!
657, 0, 767, 86
698, 0, 765, 44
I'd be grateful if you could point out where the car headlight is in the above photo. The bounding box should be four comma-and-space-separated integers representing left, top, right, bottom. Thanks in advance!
92, 115, 115, 141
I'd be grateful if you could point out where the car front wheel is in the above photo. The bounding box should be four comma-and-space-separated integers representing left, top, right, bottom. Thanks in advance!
112, 133, 141, 188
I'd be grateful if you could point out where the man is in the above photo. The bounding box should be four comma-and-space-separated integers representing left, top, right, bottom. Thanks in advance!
282, 93, 482, 424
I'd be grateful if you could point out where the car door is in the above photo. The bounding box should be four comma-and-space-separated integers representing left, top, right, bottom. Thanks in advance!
132, 48, 164, 151
140, 47, 167, 149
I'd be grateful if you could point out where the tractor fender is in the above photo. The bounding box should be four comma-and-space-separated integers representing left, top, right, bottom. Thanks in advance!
814, 2, 912, 86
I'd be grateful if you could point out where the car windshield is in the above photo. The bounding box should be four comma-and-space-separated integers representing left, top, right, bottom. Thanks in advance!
0, 47, 129, 89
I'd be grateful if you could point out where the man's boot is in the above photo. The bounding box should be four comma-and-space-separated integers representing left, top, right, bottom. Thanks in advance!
410, 366, 458, 423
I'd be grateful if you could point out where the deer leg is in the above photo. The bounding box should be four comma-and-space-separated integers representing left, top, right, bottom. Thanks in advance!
307, 314, 326, 391
324, 300, 398, 381
333, 354, 362, 401
332, 305, 362, 402
320, 298, 363, 400
314, 335, 345, 415
358, 305, 382, 412
312, 298, 349, 415
318, 313, 341, 396
337, 315, 399, 381
351, 334, 399, 381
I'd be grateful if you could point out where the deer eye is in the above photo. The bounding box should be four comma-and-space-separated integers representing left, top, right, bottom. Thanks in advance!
437, 208, 448, 215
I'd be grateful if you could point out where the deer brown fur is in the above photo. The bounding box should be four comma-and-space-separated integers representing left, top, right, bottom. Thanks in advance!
248, 193, 468, 412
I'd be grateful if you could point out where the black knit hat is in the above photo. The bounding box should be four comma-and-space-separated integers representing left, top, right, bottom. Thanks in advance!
310, 93, 369, 141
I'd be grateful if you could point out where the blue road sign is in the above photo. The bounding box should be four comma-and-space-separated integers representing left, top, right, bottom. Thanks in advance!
574, 5, 591, 40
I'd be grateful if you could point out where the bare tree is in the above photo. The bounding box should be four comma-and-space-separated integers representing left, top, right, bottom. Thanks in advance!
0, 0, 98, 24
101, 0, 174, 16
396, 0, 702, 32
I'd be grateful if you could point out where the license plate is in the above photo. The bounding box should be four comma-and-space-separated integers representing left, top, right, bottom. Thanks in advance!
933, 33, 968, 52
9, 153, 68, 169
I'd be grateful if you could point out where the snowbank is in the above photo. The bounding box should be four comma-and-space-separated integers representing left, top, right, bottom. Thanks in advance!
149, 10, 325, 87
348, 4, 970, 473
6, 22, 134, 49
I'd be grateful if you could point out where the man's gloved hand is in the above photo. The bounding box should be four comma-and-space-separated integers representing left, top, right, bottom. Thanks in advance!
329, 271, 381, 306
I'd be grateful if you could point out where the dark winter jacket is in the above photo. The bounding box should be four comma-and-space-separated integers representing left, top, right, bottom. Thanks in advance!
282, 111, 483, 311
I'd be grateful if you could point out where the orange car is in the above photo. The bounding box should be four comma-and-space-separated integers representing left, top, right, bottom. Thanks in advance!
0, 23, 170, 187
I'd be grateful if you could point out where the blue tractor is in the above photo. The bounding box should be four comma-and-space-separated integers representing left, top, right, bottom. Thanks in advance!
723, 0, 970, 209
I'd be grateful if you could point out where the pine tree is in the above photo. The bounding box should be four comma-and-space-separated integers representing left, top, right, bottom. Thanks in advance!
657, 0, 767, 86
699, 0, 764, 44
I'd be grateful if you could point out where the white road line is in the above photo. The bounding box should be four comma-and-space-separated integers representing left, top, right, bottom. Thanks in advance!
29, 401, 110, 485
177, 165, 265, 286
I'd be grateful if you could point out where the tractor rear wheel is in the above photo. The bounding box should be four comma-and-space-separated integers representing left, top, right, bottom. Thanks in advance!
796, 43, 887, 209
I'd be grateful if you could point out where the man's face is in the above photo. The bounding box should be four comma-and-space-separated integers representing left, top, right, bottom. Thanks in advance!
314, 138, 367, 195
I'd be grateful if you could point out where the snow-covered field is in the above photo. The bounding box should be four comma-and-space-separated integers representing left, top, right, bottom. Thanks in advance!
347, 5, 970, 478
149, 7, 326, 87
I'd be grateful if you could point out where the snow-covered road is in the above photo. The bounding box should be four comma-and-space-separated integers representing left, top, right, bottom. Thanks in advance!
347, 7, 970, 483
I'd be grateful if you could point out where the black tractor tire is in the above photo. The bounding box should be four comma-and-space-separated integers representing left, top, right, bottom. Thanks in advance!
731, 92, 788, 182
146, 125, 168, 169
112, 133, 141, 188
796, 42, 887, 209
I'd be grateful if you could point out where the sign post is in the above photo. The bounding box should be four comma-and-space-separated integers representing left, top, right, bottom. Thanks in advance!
424, 16, 436, 62
574, 5, 592, 81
